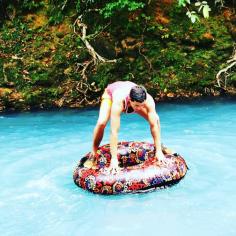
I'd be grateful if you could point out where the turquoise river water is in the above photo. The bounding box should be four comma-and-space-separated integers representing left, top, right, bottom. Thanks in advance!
0, 98, 236, 236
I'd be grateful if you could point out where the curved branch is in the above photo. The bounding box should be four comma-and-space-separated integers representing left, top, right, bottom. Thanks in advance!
72, 17, 117, 105
75, 19, 116, 65
216, 45, 236, 88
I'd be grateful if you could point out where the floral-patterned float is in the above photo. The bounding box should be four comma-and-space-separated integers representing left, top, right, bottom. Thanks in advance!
73, 141, 187, 194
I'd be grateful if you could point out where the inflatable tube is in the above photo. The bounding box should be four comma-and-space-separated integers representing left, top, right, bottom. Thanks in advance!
73, 142, 187, 195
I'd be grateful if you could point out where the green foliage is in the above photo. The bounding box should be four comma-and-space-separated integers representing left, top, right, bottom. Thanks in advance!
100, 0, 145, 18
1, 0, 223, 26
186, 10, 199, 23
90, 63, 117, 89
23, 87, 60, 108
0, 0, 235, 111
48, 11, 64, 25
177, 0, 212, 22
21, 0, 45, 11
230, 73, 236, 86
30, 71, 53, 86
1, 0, 44, 20
195, 1, 211, 18
178, 0, 191, 7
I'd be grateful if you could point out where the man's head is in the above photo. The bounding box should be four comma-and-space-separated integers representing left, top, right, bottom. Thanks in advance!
129, 85, 147, 111
130, 85, 147, 103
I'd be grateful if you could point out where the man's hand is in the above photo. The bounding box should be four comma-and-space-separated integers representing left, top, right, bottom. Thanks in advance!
155, 150, 166, 164
84, 151, 97, 168
105, 157, 120, 175
88, 151, 96, 162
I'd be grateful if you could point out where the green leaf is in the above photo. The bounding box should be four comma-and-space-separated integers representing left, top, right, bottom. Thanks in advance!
198, 5, 203, 12
76, 1, 80, 12
178, 0, 186, 7
191, 15, 197, 23
203, 5, 211, 18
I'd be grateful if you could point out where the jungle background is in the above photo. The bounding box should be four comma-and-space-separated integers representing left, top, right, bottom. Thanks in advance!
0, 0, 235, 112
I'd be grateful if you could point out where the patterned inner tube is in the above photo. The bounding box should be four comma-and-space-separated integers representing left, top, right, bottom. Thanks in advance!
73, 141, 188, 195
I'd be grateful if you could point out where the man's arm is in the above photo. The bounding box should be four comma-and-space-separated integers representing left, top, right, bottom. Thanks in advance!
147, 99, 164, 160
148, 110, 162, 152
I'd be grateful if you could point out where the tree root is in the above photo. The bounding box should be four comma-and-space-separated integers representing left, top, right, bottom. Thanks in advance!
216, 44, 236, 89
72, 16, 117, 105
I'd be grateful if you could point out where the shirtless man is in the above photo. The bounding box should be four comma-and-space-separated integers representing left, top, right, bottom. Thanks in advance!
92, 81, 165, 173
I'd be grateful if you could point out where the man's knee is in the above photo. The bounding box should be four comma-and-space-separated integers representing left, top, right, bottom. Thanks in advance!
96, 120, 107, 129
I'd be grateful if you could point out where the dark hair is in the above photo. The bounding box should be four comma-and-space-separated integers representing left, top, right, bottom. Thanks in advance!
130, 85, 147, 103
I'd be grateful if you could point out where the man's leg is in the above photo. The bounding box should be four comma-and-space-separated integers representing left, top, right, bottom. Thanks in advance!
92, 93, 112, 154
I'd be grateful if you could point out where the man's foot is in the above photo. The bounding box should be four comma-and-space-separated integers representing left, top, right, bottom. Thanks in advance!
104, 166, 120, 175
104, 158, 120, 175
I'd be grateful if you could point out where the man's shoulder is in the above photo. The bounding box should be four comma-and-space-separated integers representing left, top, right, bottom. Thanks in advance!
145, 94, 156, 113
147, 93, 155, 105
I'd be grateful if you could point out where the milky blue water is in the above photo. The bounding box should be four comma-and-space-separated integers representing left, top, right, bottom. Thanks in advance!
0, 98, 236, 236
